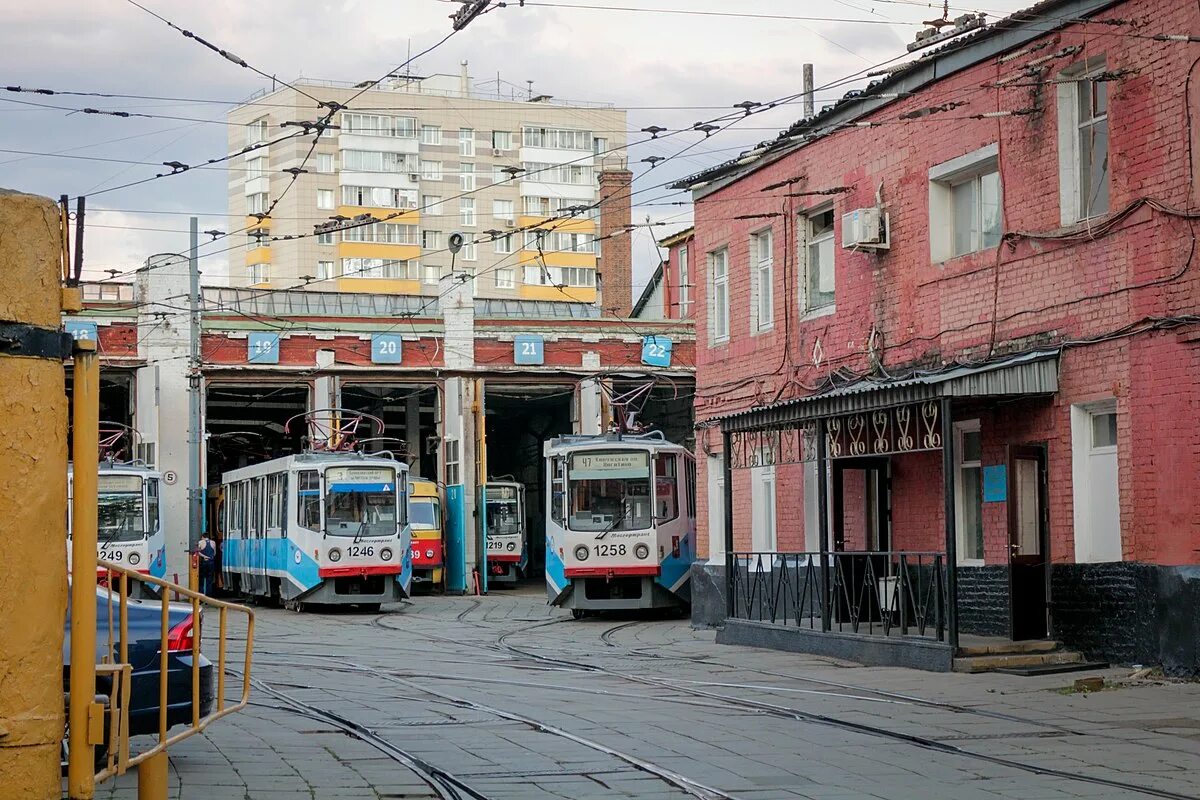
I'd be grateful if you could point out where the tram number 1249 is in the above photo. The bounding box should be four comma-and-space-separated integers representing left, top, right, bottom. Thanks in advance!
99, 549, 123, 562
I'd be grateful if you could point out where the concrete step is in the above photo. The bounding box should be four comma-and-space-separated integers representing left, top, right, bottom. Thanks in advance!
953, 650, 1083, 674
957, 639, 1060, 657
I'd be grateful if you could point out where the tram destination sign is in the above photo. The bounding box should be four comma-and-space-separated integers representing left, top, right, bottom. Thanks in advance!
569, 451, 650, 479
325, 467, 396, 485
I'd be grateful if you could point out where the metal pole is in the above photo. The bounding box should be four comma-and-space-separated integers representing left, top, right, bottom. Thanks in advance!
940, 397, 959, 650
68, 340, 100, 798
188, 218, 202, 558
816, 419, 831, 632
802, 64, 815, 119
721, 429, 734, 620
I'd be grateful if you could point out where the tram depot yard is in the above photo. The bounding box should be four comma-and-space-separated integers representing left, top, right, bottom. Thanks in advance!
91, 590, 1200, 800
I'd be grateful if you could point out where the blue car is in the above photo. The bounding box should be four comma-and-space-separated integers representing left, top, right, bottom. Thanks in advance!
63, 585, 216, 753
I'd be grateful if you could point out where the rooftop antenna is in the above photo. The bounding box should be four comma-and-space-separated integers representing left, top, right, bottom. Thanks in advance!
527, 80, 533, 100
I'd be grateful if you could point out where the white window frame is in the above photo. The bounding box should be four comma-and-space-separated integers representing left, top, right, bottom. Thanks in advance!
749, 228, 774, 332
422, 264, 440, 285
459, 128, 475, 157
316, 260, 336, 281
422, 230, 443, 250
246, 117, 268, 147
750, 461, 777, 561
491, 130, 512, 150
248, 263, 269, 285
677, 245, 691, 317
247, 192, 269, 215
459, 198, 476, 227
459, 163, 475, 191
953, 419, 985, 566
801, 205, 836, 316
420, 125, 442, 146
928, 143, 1001, 263
462, 242, 477, 262
316, 231, 334, 245
316, 189, 334, 210
421, 161, 443, 181
492, 199, 514, 221
708, 248, 729, 344
495, 268, 515, 289
316, 152, 334, 174
422, 195, 444, 216
1058, 56, 1111, 224
494, 233, 514, 254
1071, 399, 1122, 563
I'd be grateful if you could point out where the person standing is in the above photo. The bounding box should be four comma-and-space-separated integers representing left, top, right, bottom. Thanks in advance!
196, 533, 216, 595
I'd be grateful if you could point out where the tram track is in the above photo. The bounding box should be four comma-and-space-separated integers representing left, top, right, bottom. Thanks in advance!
493, 623, 1199, 800
227, 668, 494, 800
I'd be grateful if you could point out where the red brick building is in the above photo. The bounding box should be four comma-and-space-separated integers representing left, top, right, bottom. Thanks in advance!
633, 228, 696, 321
680, 0, 1200, 674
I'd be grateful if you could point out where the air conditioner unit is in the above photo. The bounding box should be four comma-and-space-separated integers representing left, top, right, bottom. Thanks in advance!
408, 173, 420, 182
841, 206, 890, 251
504, 219, 515, 228
492, 148, 503, 157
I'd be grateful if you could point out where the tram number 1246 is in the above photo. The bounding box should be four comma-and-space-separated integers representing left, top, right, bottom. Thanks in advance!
346, 545, 375, 558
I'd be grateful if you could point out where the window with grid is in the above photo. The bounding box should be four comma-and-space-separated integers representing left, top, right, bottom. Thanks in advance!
495, 268, 515, 289
422, 195, 443, 216
750, 229, 774, 331
492, 199, 514, 221
494, 233, 514, 254
709, 248, 729, 342
459, 163, 475, 191
420, 125, 442, 145
422, 230, 443, 250
954, 420, 984, 563
462, 242, 477, 261
341, 257, 413, 279
1065, 59, 1110, 221
459, 128, 475, 157
316, 153, 334, 173
492, 130, 512, 150
247, 117, 268, 146
803, 208, 835, 312
317, 260, 336, 281
420, 161, 442, 180
317, 189, 334, 210
247, 192, 269, 215
460, 198, 476, 226
678, 245, 691, 317
248, 263, 269, 285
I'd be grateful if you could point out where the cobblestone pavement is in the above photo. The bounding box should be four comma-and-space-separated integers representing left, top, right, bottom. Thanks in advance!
93, 585, 1200, 799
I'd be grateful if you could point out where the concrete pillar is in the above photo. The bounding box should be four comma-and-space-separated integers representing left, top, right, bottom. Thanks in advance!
311, 349, 337, 445
0, 189, 69, 799
405, 393, 421, 475
442, 268, 475, 370
578, 351, 603, 435
136, 253, 193, 580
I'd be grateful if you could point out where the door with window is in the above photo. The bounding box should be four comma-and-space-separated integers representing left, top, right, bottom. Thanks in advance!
750, 463, 776, 566
831, 458, 891, 623
1008, 444, 1049, 640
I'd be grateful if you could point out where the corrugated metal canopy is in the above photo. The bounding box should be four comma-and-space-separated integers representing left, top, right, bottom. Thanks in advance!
720, 350, 1059, 432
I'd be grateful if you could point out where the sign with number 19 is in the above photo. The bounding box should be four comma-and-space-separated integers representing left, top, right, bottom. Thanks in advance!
247, 332, 280, 364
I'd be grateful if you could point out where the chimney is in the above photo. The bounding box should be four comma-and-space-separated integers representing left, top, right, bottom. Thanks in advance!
459, 60, 470, 98
597, 162, 633, 318
802, 64, 814, 119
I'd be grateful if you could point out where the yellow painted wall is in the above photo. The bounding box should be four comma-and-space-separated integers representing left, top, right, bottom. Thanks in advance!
335, 277, 422, 295
517, 215, 595, 233
245, 215, 269, 230
519, 284, 597, 302
517, 250, 596, 268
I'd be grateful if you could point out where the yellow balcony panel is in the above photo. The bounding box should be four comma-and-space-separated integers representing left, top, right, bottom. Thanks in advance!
337, 205, 419, 224
519, 284, 597, 303
336, 242, 422, 260
335, 278, 422, 295
517, 215, 595, 233
245, 247, 272, 266
246, 216, 270, 230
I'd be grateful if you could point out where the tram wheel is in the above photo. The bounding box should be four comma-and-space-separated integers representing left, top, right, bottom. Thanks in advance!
571, 609, 587, 620
283, 598, 303, 613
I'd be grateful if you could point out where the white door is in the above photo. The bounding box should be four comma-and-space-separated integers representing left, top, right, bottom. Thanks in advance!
707, 454, 725, 564
1071, 403, 1121, 562
751, 464, 777, 564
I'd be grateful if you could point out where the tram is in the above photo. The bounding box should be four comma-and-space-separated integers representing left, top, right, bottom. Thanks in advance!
543, 431, 696, 616
483, 480, 526, 585
218, 411, 413, 610
408, 477, 444, 588
67, 424, 167, 590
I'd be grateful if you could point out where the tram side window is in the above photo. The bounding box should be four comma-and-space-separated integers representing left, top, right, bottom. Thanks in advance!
250, 478, 263, 538
146, 479, 160, 533
685, 458, 696, 519
297, 471, 320, 531
551, 457, 565, 525
266, 473, 286, 533
654, 454, 679, 524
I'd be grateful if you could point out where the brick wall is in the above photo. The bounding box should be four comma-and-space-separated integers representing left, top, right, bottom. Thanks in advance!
598, 168, 634, 317
690, 0, 1200, 569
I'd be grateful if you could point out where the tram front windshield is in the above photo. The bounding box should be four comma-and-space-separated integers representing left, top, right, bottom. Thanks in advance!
323, 467, 399, 538
98, 474, 146, 543
567, 451, 652, 532
410, 498, 440, 530
486, 486, 520, 536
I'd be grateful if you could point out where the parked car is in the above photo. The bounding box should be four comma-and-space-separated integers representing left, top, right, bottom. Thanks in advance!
63, 584, 215, 762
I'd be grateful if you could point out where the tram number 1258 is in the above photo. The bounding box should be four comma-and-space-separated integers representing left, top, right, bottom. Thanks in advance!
593, 543, 627, 557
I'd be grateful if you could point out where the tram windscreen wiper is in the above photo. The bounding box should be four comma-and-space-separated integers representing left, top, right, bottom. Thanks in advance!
594, 508, 630, 541
352, 521, 367, 544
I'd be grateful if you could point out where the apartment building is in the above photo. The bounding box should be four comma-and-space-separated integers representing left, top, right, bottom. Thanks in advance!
226, 66, 628, 305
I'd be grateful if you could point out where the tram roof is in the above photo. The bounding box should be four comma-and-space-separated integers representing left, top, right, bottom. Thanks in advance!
221, 451, 407, 483
69, 461, 161, 478
543, 432, 688, 455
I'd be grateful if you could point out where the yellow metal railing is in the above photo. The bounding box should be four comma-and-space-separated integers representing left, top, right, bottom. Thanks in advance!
89, 564, 256, 790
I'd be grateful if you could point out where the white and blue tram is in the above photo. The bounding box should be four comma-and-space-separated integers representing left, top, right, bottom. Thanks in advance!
219, 452, 413, 609
483, 481, 526, 585
543, 432, 697, 616
68, 462, 167, 583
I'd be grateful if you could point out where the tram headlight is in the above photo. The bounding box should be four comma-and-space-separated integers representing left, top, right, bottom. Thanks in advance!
573, 544, 590, 562
634, 543, 650, 560
128, 552, 142, 566
425, 548, 435, 559
328, 548, 342, 563
380, 547, 393, 561
507, 542, 516, 552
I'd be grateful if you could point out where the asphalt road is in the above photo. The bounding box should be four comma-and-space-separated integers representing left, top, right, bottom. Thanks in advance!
93, 585, 1200, 799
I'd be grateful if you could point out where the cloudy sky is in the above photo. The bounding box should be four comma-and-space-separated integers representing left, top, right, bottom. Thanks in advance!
1, 0, 1030, 293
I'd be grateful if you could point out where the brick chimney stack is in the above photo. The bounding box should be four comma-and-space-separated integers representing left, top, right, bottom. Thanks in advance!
597, 162, 633, 317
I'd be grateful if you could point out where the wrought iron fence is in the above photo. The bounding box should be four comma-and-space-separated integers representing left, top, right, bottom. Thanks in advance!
728, 550, 947, 642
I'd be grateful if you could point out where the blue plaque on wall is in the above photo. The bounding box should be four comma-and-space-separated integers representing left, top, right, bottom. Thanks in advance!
641, 336, 673, 368
371, 334, 404, 364
514, 335, 544, 365
983, 465, 1007, 502
64, 320, 98, 342
247, 332, 280, 364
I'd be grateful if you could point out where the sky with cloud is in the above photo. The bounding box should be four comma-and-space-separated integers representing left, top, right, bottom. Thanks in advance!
1, 0, 1031, 293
